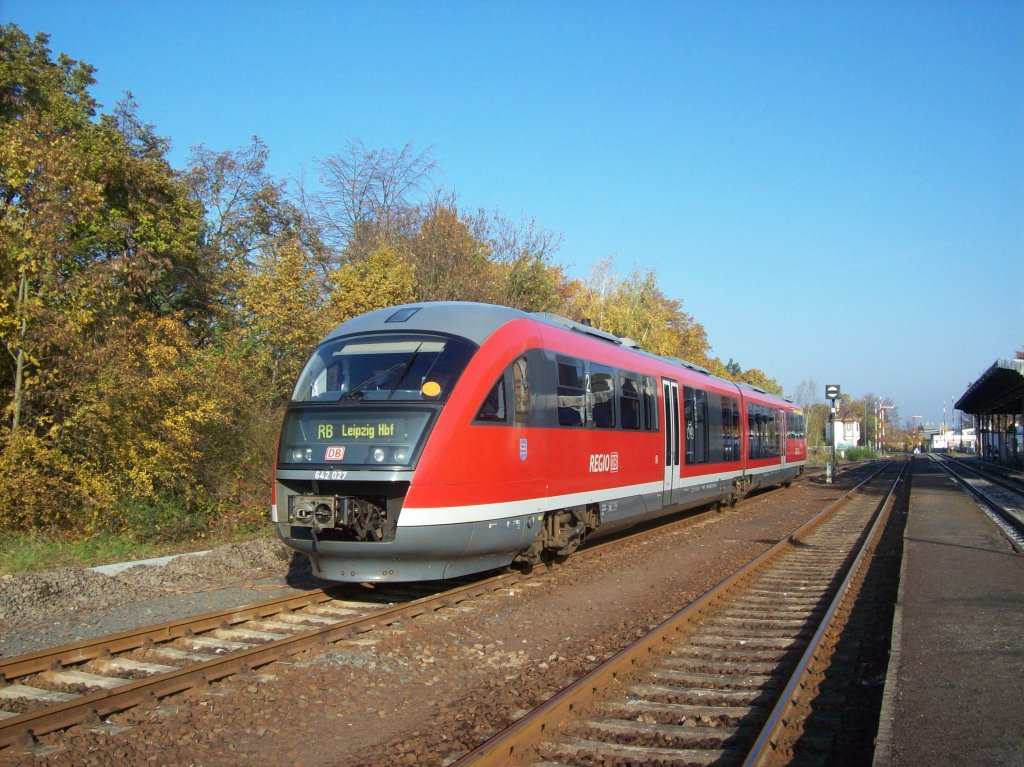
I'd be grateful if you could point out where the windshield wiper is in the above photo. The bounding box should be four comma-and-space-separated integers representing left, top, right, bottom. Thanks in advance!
341, 348, 422, 401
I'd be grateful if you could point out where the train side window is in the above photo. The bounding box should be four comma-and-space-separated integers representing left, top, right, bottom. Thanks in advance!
769, 409, 780, 456
748, 406, 761, 458
788, 412, 805, 440
620, 373, 641, 430
705, 392, 724, 463
684, 386, 709, 464
722, 396, 740, 461
512, 356, 529, 424
642, 376, 658, 431
684, 387, 695, 463
747, 404, 780, 458
476, 376, 507, 422
590, 364, 615, 428
557, 358, 586, 426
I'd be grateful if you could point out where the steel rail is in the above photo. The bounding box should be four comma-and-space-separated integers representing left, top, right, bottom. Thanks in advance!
449, 461, 893, 766
0, 589, 337, 679
932, 454, 1024, 537
742, 458, 908, 766
0, 571, 522, 749
942, 453, 1024, 494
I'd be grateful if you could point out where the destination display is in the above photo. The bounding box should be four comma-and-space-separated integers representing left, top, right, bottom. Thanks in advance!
313, 420, 399, 441
278, 408, 433, 467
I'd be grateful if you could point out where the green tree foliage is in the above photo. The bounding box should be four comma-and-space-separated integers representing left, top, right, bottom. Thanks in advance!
237, 235, 333, 391
0, 26, 224, 535
1, 28, 103, 432
326, 242, 417, 325
0, 26, 97, 123
185, 137, 311, 332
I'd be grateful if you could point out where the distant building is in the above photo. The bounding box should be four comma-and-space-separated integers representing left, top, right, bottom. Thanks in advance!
932, 427, 976, 453
833, 408, 861, 451
955, 358, 1023, 468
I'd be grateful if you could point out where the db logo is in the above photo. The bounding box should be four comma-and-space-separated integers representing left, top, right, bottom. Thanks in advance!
325, 446, 346, 461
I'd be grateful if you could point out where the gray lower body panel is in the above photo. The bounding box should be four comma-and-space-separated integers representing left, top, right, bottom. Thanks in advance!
274, 514, 539, 582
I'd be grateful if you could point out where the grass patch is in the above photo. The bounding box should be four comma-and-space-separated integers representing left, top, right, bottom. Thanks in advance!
0, 525, 269, 575
842, 447, 881, 461
0, 531, 158, 574
1, 497, 270, 575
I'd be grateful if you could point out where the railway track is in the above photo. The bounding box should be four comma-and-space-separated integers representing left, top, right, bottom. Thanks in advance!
930, 453, 1024, 542
0, 576, 522, 750
450, 459, 907, 767
0, 474, 819, 752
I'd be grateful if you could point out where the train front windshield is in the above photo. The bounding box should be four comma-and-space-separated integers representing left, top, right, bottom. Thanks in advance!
280, 334, 475, 468
291, 335, 476, 403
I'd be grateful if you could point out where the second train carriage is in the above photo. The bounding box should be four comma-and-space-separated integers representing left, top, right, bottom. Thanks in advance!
271, 302, 805, 581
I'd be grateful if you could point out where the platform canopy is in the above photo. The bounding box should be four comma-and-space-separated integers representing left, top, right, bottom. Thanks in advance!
955, 358, 1024, 415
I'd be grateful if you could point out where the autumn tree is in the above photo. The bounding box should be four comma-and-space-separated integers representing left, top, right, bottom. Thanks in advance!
466, 207, 564, 312
325, 243, 417, 328
235, 235, 332, 392
562, 258, 711, 361
185, 137, 310, 329
408, 204, 493, 302
0, 26, 218, 533
1, 26, 103, 432
310, 138, 436, 257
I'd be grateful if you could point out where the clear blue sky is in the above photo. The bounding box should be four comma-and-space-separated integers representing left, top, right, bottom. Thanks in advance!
5, 0, 1022, 428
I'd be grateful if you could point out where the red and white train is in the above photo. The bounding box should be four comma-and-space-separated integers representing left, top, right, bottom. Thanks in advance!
272, 302, 806, 581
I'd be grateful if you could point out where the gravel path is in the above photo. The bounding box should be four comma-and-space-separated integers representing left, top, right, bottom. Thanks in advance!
0, 539, 315, 658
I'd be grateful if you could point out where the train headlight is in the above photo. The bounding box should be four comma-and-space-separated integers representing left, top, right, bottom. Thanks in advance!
291, 448, 313, 462
372, 448, 387, 463
394, 447, 409, 463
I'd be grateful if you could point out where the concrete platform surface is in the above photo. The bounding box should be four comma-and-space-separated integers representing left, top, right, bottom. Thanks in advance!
874, 456, 1023, 767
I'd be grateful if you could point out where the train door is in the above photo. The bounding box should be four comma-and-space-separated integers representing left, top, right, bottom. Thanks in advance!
662, 379, 680, 506
780, 411, 788, 469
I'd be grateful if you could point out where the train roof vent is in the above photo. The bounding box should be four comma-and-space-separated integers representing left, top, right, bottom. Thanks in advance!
533, 312, 633, 347
664, 356, 712, 375
386, 307, 422, 323
736, 382, 769, 394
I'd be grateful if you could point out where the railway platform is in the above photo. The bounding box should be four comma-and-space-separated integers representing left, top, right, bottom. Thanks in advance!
873, 456, 1024, 766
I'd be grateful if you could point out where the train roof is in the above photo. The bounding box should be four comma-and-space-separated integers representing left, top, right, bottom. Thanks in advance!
323, 301, 530, 346
323, 301, 793, 405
